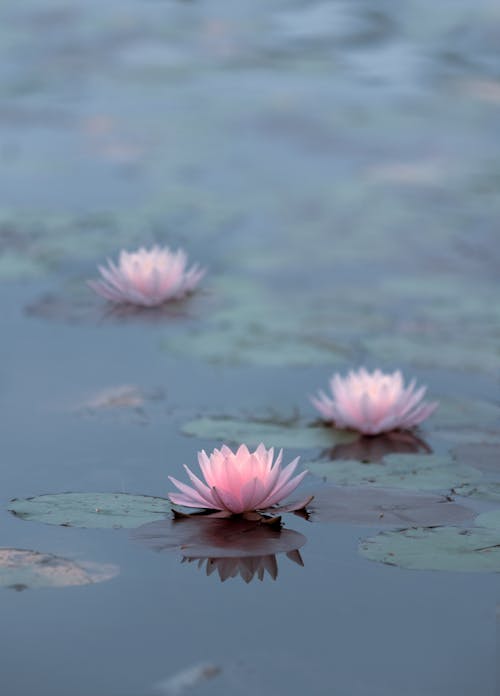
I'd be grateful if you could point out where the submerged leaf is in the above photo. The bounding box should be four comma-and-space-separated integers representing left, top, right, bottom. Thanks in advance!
359, 526, 500, 572
9, 492, 171, 529
181, 416, 357, 449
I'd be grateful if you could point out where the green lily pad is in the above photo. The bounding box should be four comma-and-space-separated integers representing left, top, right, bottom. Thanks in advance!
476, 509, 500, 532
0, 548, 118, 590
309, 453, 479, 492
359, 527, 500, 572
9, 493, 171, 529
181, 417, 358, 449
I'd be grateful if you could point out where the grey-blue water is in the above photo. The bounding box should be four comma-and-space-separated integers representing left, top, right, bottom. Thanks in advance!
0, 1, 499, 694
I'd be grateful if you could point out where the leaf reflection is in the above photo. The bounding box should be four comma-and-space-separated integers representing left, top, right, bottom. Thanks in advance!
134, 516, 306, 584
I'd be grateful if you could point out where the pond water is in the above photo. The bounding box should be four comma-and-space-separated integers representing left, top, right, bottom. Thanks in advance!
0, 1, 499, 694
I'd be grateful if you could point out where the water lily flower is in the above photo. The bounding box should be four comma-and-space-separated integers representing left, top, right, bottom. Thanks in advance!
88, 245, 204, 307
168, 444, 310, 514
311, 368, 438, 436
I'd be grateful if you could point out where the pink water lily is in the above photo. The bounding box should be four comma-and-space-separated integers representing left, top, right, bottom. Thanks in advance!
311, 368, 438, 436
168, 444, 309, 514
88, 245, 204, 307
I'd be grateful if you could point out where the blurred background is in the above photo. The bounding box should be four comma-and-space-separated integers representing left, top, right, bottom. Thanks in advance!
0, 2, 499, 695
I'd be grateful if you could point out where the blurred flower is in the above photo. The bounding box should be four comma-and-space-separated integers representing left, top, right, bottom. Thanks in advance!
168, 444, 309, 514
88, 245, 204, 307
311, 368, 438, 436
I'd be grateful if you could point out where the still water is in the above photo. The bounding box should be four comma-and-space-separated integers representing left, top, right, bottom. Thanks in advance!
0, 1, 499, 694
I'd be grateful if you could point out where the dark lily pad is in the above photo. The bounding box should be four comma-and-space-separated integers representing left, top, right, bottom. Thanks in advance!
309, 453, 479, 492
309, 485, 474, 526
181, 416, 357, 449
133, 515, 307, 558
8, 493, 171, 529
0, 548, 118, 590
359, 527, 500, 572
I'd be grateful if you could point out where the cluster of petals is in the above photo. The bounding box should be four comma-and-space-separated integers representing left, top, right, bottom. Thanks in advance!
168, 444, 309, 514
311, 367, 438, 436
88, 245, 204, 307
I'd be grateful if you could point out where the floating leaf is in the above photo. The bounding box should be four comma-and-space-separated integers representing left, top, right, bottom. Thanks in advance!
309, 453, 479, 492
0, 548, 118, 590
181, 417, 357, 449
9, 493, 171, 529
310, 485, 474, 526
359, 527, 500, 572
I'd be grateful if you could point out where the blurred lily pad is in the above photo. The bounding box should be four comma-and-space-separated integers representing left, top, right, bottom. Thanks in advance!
181, 416, 358, 449
359, 526, 500, 572
0, 548, 118, 590
165, 325, 352, 366
9, 493, 171, 529
310, 485, 474, 526
363, 334, 500, 374
309, 453, 479, 492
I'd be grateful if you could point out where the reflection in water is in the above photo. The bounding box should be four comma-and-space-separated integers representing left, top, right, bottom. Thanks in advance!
182, 548, 304, 583
134, 516, 306, 584
322, 430, 432, 462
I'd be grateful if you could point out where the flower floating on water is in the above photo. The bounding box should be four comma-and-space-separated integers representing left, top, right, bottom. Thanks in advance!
88, 245, 204, 307
168, 444, 310, 515
311, 368, 438, 436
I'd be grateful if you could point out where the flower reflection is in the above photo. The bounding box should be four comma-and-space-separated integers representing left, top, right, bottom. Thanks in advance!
322, 430, 432, 463
182, 549, 304, 584
134, 516, 307, 584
